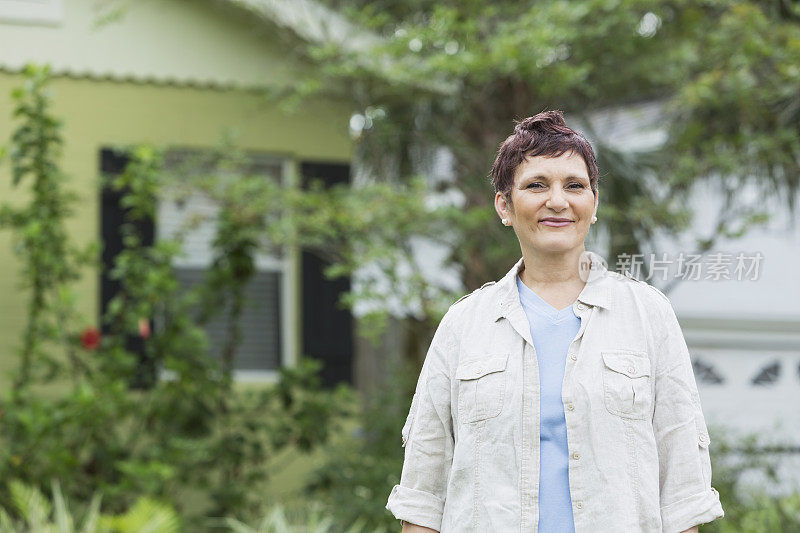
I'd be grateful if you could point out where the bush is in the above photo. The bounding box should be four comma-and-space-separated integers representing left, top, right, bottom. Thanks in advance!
0, 479, 180, 533
702, 425, 800, 532
0, 64, 354, 529
213, 500, 370, 533
303, 354, 417, 532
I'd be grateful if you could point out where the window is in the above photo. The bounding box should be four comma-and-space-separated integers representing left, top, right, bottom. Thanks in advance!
157, 149, 293, 381
101, 147, 295, 384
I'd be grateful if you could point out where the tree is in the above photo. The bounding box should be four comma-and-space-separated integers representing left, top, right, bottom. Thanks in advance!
257, 0, 799, 285
96, 0, 800, 365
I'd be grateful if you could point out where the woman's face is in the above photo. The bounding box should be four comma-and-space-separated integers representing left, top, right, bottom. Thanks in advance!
495, 151, 598, 256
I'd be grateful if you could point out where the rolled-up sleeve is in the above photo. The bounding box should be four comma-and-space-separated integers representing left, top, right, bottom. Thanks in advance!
652, 298, 724, 532
385, 310, 457, 531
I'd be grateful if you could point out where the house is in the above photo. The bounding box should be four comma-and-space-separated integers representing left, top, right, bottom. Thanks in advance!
0, 0, 361, 388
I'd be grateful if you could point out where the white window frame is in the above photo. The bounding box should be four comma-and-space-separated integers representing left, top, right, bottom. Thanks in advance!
156, 150, 298, 384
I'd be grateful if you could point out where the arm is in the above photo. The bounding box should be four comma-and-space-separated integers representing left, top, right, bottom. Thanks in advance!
385, 310, 457, 532
401, 520, 439, 533
681, 527, 699, 533
651, 298, 724, 533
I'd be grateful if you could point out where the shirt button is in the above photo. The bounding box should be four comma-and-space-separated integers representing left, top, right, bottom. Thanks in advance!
576, 303, 586, 311
570, 353, 577, 361
627, 366, 635, 373
566, 403, 575, 411
571, 451, 580, 460
475, 367, 482, 375
575, 501, 583, 509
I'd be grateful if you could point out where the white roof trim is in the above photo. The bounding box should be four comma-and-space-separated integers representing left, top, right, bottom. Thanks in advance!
226, 0, 380, 51
225, 0, 457, 95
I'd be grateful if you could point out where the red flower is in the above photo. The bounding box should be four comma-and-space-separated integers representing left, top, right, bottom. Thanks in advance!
138, 317, 151, 339
80, 326, 101, 350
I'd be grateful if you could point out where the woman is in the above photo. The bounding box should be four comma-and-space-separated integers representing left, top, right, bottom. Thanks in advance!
385, 110, 724, 532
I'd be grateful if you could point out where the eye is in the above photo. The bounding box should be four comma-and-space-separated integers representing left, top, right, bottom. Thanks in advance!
568, 182, 585, 189
527, 182, 544, 189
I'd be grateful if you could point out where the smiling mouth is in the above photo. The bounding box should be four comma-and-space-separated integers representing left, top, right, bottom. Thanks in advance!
540, 219, 573, 227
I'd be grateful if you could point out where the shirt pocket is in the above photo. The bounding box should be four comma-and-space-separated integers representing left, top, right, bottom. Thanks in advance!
455, 353, 510, 424
401, 392, 420, 448
601, 350, 652, 420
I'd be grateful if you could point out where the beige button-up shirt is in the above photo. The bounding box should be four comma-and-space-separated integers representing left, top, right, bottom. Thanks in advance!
385, 251, 724, 532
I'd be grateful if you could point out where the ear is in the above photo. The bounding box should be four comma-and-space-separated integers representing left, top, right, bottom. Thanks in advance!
495, 191, 511, 220
593, 190, 599, 218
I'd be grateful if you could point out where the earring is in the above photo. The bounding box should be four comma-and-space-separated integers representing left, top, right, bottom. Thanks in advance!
501, 218, 508, 226
592, 216, 597, 223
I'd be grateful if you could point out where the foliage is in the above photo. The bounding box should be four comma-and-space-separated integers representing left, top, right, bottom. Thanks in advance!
212, 500, 373, 533
278, 174, 462, 343
0, 64, 351, 530
99, 497, 180, 533
0, 479, 387, 533
0, 63, 98, 390
0, 479, 179, 533
303, 356, 418, 531
707, 490, 800, 532
702, 426, 800, 532
156, 139, 466, 346
264, 0, 799, 285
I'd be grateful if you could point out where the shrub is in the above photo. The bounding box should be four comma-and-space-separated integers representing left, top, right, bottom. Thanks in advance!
0, 64, 352, 529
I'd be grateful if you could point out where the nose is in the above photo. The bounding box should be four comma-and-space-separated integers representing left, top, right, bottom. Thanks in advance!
545, 188, 569, 210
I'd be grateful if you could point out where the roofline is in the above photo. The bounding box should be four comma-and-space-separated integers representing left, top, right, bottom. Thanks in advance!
220, 0, 458, 96
0, 63, 277, 91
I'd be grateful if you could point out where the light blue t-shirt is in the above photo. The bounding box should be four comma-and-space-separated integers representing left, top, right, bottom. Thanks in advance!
516, 274, 580, 533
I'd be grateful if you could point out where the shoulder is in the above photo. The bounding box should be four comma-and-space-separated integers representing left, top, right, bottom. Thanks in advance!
613, 268, 673, 318
425, 282, 499, 353
449, 280, 497, 309
440, 280, 499, 330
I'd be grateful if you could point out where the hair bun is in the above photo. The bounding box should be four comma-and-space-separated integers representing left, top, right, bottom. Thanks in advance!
514, 110, 569, 135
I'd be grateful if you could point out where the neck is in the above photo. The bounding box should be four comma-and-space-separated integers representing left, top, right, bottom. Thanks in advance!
519, 247, 588, 286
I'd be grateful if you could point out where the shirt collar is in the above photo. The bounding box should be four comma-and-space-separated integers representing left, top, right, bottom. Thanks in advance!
493, 250, 614, 322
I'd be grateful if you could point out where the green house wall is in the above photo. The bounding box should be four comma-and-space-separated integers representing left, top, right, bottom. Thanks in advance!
0, 72, 353, 386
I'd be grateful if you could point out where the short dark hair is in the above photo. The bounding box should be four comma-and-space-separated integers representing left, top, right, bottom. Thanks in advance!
490, 110, 599, 206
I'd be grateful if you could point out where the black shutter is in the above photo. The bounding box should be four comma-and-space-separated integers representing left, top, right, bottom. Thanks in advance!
99, 148, 156, 389
300, 162, 354, 388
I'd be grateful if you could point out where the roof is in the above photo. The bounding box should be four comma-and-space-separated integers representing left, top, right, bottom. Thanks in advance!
223, 0, 380, 52
0, 0, 455, 94
223, 0, 456, 95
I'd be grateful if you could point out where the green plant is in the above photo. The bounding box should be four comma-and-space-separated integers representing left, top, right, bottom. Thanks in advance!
701, 425, 800, 532
0, 63, 97, 391
0, 479, 101, 533
99, 498, 181, 533
214, 500, 375, 533
303, 355, 418, 531
0, 64, 352, 529
0, 479, 180, 533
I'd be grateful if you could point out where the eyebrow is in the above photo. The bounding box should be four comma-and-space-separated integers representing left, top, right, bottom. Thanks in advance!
521, 174, 589, 182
